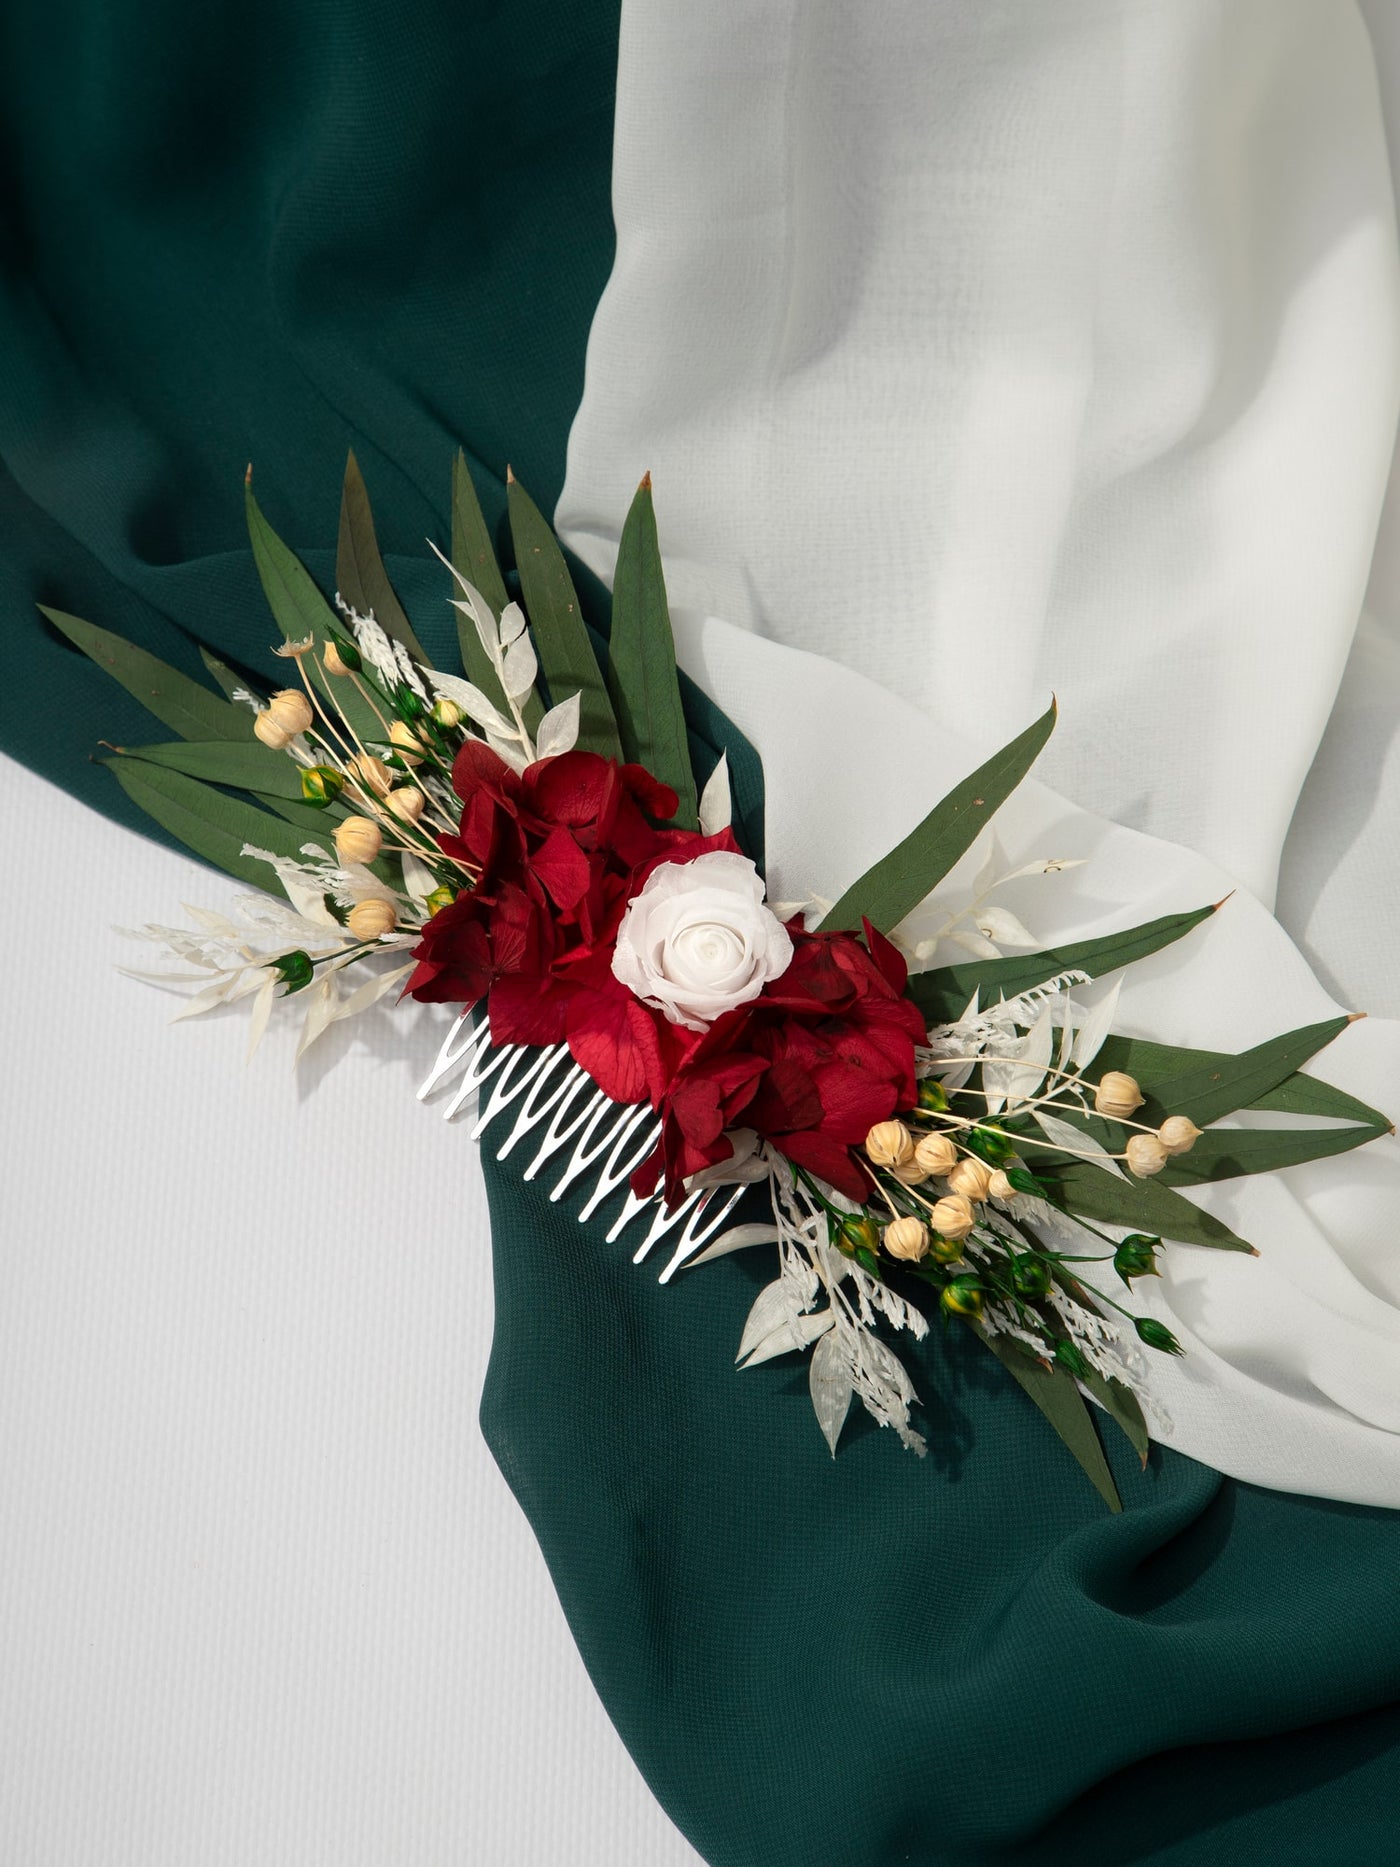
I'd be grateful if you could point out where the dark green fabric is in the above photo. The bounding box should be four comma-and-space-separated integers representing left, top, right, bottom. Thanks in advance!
5, 7, 1400, 1865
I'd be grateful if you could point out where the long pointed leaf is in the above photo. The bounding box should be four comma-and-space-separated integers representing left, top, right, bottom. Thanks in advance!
606, 474, 698, 825
971, 1324, 1121, 1511
1149, 1016, 1352, 1128
449, 451, 512, 715
1078, 1368, 1150, 1467
1044, 1162, 1256, 1253
104, 759, 334, 890
908, 904, 1217, 1025
1159, 1122, 1386, 1186
336, 449, 428, 662
821, 701, 1057, 933
198, 645, 255, 705
245, 477, 382, 746
1088, 1032, 1390, 1131
507, 470, 618, 754
117, 738, 309, 800
42, 607, 251, 743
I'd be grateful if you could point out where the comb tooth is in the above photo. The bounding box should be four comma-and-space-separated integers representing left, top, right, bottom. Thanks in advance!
496, 1045, 580, 1160
576, 1107, 658, 1222
658, 1181, 748, 1283
524, 1069, 604, 1181
470, 1041, 564, 1141
417, 1011, 488, 1101
444, 1035, 513, 1120
632, 1185, 704, 1264
549, 1096, 640, 1203
605, 1186, 652, 1244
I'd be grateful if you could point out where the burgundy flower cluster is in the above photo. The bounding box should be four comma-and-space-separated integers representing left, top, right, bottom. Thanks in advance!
408, 743, 924, 1204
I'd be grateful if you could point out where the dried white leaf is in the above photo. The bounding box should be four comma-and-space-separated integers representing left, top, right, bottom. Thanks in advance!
983, 1003, 1055, 1112
181, 904, 240, 935
246, 971, 276, 1060
424, 669, 515, 740
973, 906, 1038, 948
1033, 1109, 1126, 1176
686, 1222, 781, 1268
167, 980, 240, 1021
1069, 975, 1123, 1074
334, 961, 414, 1020
737, 1278, 810, 1362
698, 752, 732, 835
294, 974, 341, 1063
500, 630, 537, 702
973, 829, 1005, 900
534, 690, 581, 760
809, 1331, 854, 1456
485, 730, 530, 774
947, 927, 1002, 960
497, 600, 528, 646
401, 851, 437, 908
740, 1309, 833, 1368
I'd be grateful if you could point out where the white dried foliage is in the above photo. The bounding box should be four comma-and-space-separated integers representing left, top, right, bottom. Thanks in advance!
698, 752, 732, 835
534, 691, 581, 760
892, 826, 1084, 970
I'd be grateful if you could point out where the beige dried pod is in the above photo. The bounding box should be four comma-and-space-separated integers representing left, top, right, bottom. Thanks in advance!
865, 1120, 915, 1169
323, 641, 354, 676
347, 898, 398, 941
386, 786, 426, 824
334, 816, 383, 866
389, 720, 424, 767
1158, 1115, 1202, 1156
882, 1216, 929, 1263
930, 1193, 976, 1241
265, 688, 314, 736
348, 753, 392, 799
889, 1161, 929, 1187
912, 1131, 958, 1177
948, 1157, 994, 1202
988, 1169, 1015, 1200
1094, 1070, 1146, 1121
253, 712, 293, 751
1125, 1133, 1169, 1178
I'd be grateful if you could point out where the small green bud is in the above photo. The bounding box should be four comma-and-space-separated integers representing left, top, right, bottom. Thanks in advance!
299, 765, 346, 808
917, 1079, 949, 1113
941, 1274, 984, 1318
1053, 1337, 1089, 1377
1005, 1167, 1046, 1197
271, 949, 314, 994
1135, 1316, 1183, 1356
325, 634, 362, 673
431, 696, 464, 731
1114, 1233, 1162, 1286
1010, 1253, 1051, 1299
837, 1214, 880, 1258
854, 1245, 883, 1281
928, 1232, 965, 1266
966, 1125, 1015, 1165
424, 886, 457, 916
395, 681, 427, 721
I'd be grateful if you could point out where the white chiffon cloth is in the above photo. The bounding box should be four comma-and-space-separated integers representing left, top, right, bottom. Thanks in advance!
557, 0, 1400, 1502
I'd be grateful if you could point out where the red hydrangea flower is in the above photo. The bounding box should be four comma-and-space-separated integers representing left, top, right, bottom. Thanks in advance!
406, 743, 740, 1101
632, 918, 926, 1205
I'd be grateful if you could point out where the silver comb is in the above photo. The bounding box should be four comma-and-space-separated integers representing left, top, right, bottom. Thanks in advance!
417, 1012, 748, 1282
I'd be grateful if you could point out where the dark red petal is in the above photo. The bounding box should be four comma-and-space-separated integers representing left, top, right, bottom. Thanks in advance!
530, 825, 593, 912
488, 974, 571, 1048
862, 917, 909, 994
771, 1129, 868, 1200
566, 991, 668, 1106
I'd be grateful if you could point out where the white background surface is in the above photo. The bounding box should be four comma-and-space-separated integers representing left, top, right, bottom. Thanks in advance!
0, 756, 703, 1866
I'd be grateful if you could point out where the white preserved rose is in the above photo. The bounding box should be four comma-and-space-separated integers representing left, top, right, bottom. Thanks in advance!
611, 851, 793, 1030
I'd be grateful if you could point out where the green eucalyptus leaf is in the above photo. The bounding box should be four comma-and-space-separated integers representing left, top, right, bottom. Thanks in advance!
450, 448, 510, 615
821, 702, 1058, 933
336, 449, 428, 663
970, 1323, 1121, 1511
1044, 1162, 1256, 1253
117, 738, 307, 800
1148, 1016, 1353, 1128
1158, 1122, 1385, 1186
104, 758, 334, 891
507, 470, 618, 755
907, 904, 1217, 1025
606, 474, 698, 826
1088, 1032, 1389, 1131
1078, 1368, 1151, 1467
244, 478, 382, 747
42, 607, 252, 743
198, 645, 255, 705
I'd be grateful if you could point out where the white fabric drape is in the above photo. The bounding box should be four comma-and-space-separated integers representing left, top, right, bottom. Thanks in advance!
558, 0, 1400, 1500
